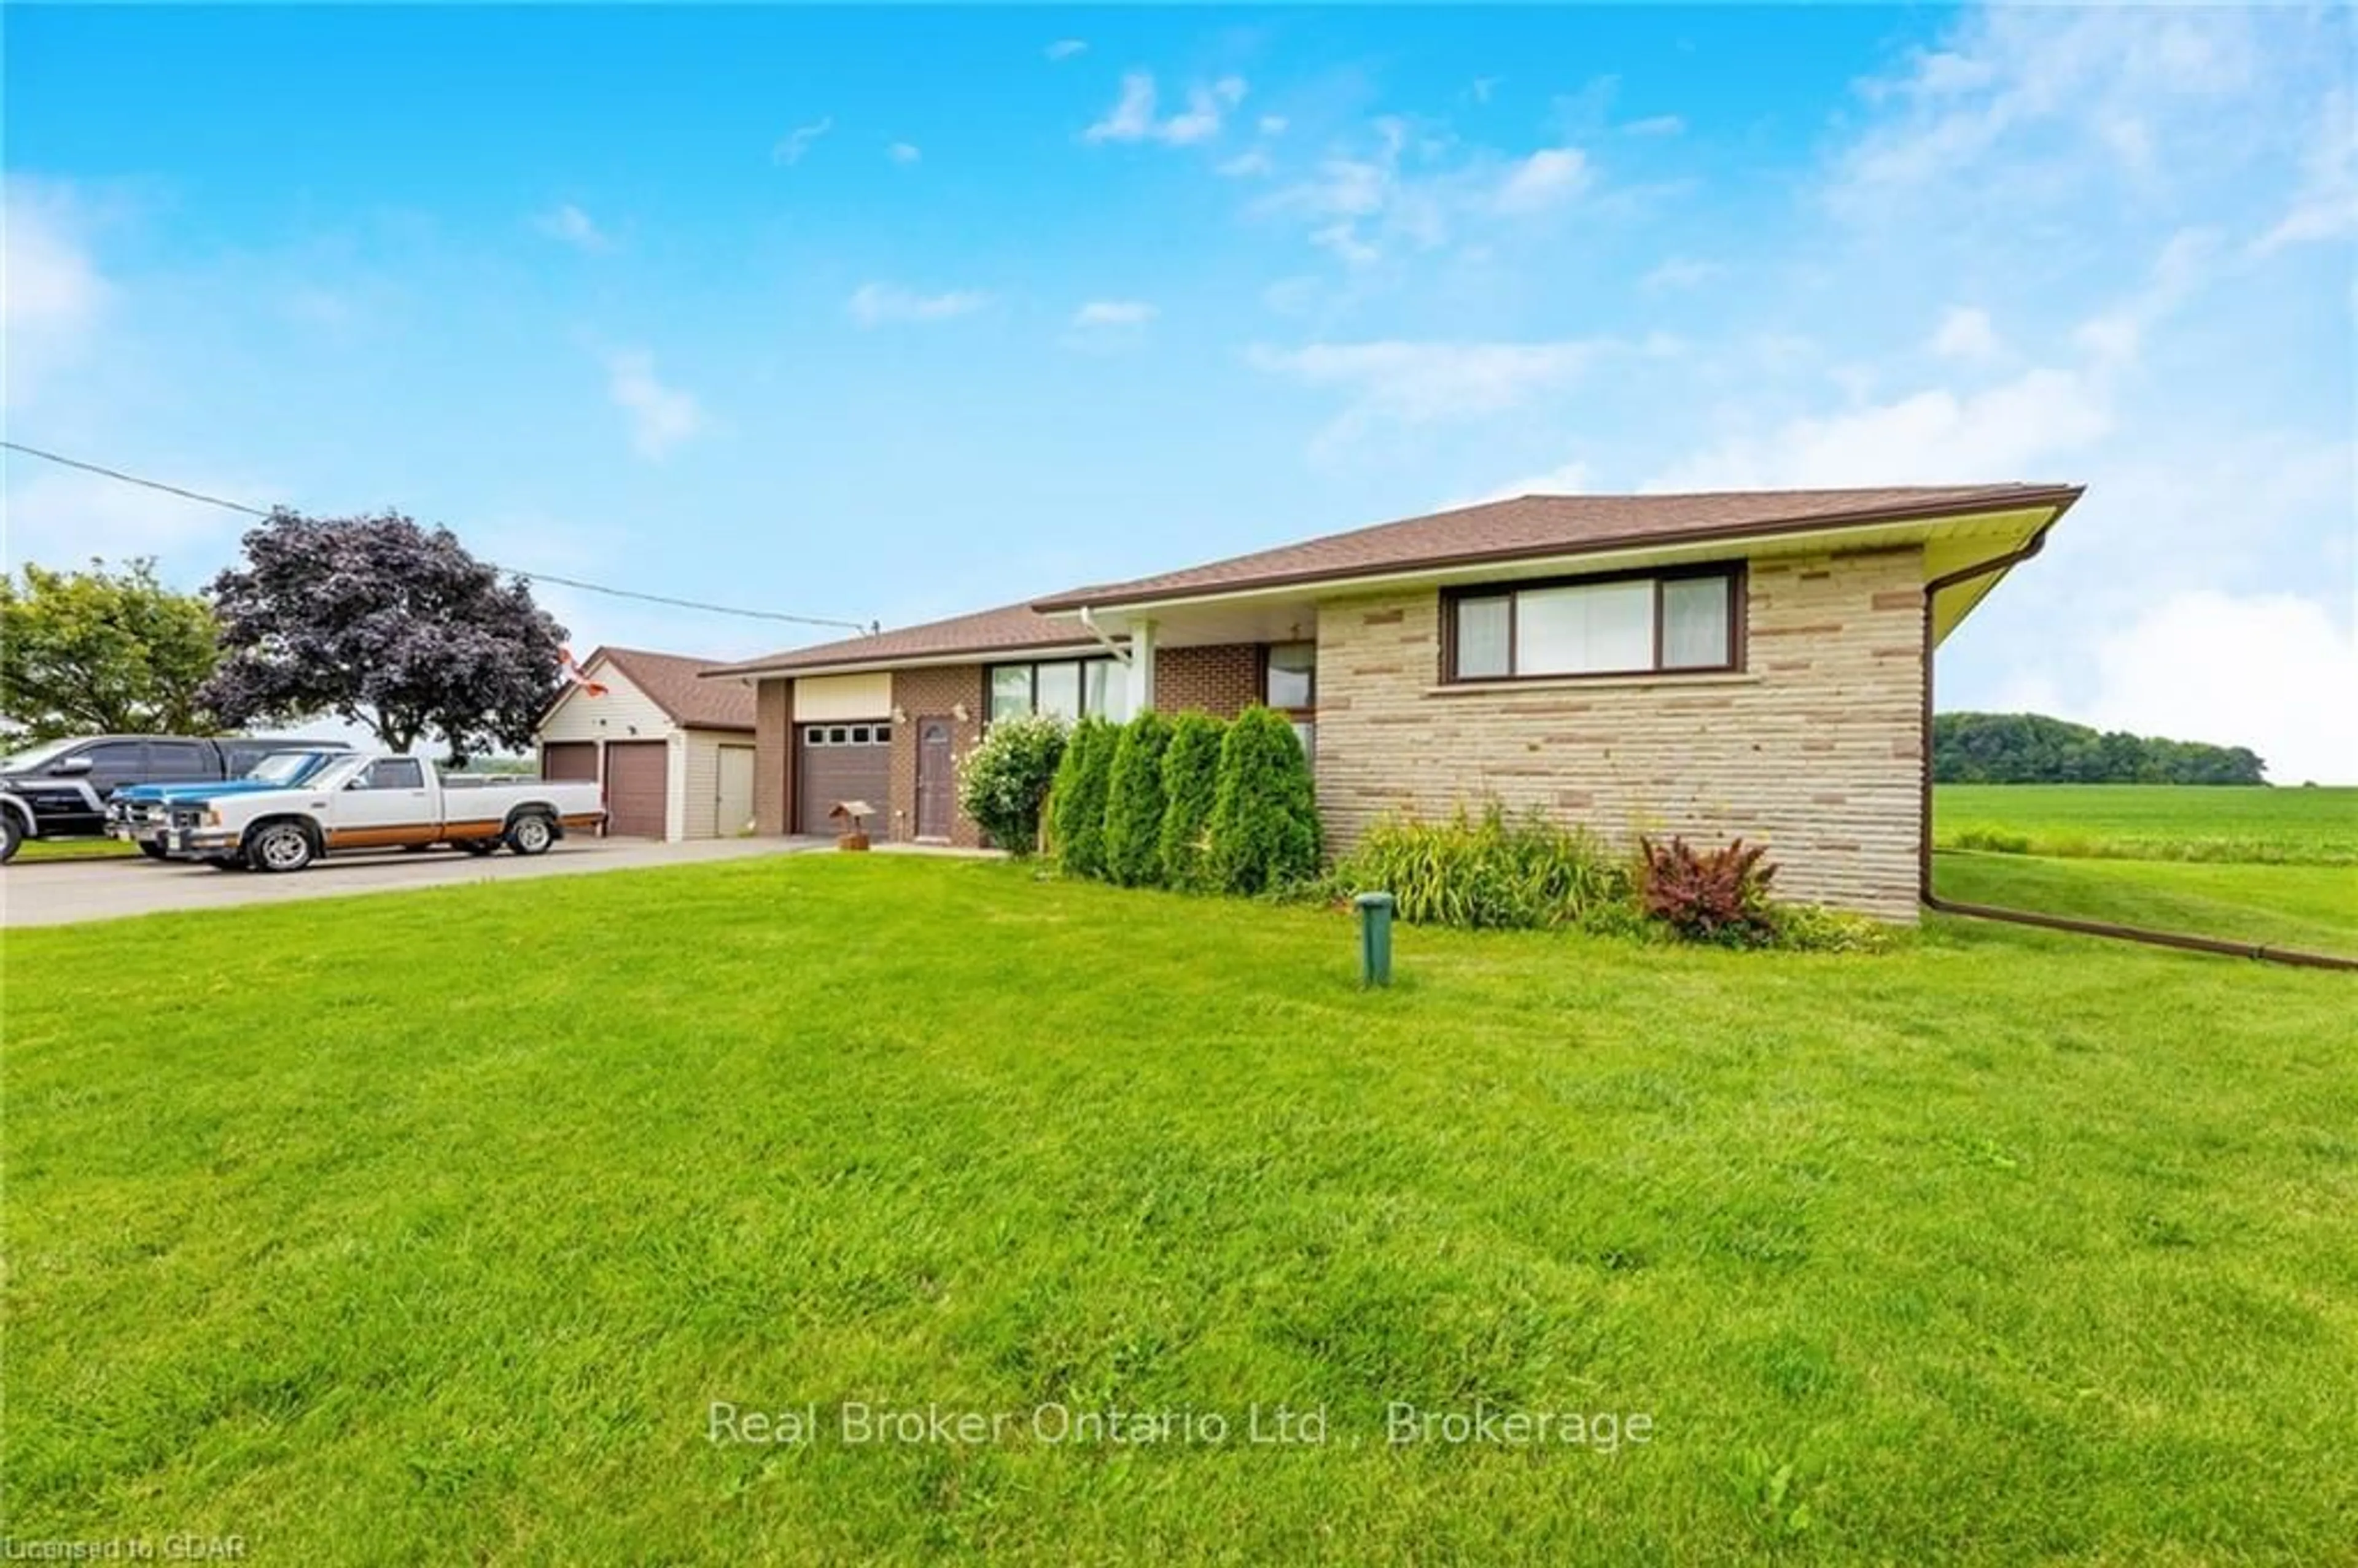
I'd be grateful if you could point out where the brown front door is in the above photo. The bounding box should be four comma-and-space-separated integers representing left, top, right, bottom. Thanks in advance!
916, 719, 954, 841
604, 741, 669, 838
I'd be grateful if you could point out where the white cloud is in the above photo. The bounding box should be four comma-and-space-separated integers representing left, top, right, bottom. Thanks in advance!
1471, 77, 1502, 105
2252, 88, 2357, 255
1310, 222, 1382, 269
1217, 150, 1274, 179
1493, 147, 1590, 214
1641, 255, 1721, 291
1929, 305, 2001, 360
1085, 73, 1247, 147
2, 178, 110, 411
534, 203, 610, 252
847, 282, 988, 326
1086, 74, 1159, 142
1249, 338, 1606, 441
1046, 39, 1088, 62
772, 117, 833, 165
1623, 114, 1685, 137
2070, 228, 2214, 368
1072, 300, 1158, 328
887, 142, 922, 165
1650, 365, 2112, 491
1833, 7, 2266, 217
605, 351, 706, 459
1260, 118, 1606, 267
1258, 115, 1289, 136
2056, 591, 2358, 784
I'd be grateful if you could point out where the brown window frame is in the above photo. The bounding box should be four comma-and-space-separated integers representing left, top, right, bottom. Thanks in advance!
986, 656, 1127, 723
1439, 562, 1748, 684
1258, 640, 1317, 718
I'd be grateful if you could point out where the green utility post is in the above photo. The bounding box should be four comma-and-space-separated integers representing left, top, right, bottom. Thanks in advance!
1353, 891, 1396, 988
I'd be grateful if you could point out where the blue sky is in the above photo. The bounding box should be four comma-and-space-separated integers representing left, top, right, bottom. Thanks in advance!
6, 5, 2353, 778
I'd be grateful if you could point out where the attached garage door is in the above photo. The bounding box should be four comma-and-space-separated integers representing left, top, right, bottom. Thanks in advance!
796, 722, 892, 838
542, 741, 597, 782
604, 740, 669, 839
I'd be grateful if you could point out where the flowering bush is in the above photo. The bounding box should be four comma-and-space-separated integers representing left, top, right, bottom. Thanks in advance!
955, 713, 1066, 855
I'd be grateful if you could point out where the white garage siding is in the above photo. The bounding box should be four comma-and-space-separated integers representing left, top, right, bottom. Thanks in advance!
682, 728, 758, 839
539, 670, 674, 747
535, 651, 757, 842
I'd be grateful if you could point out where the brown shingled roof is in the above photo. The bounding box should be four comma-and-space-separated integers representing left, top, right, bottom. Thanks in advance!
1032, 483, 2084, 611
701, 602, 1100, 678
596, 646, 757, 731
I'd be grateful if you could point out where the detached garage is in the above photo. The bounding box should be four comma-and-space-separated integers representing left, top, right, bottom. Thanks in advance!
534, 646, 758, 841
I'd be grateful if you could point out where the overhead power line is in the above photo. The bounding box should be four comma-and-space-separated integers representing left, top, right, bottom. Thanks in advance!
0, 440, 876, 634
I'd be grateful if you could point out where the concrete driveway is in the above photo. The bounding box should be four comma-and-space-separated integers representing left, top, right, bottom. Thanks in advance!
1, 836, 827, 928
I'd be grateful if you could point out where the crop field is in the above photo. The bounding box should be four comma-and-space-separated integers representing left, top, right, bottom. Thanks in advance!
1934, 783, 2358, 864
1932, 784, 2358, 959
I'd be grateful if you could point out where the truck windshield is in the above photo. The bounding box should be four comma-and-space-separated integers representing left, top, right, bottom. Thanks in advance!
243, 751, 333, 785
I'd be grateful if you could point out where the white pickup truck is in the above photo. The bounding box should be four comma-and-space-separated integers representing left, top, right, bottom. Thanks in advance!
161, 753, 606, 872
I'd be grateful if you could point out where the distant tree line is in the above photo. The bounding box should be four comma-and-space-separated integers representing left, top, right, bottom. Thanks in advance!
1934, 712, 2266, 785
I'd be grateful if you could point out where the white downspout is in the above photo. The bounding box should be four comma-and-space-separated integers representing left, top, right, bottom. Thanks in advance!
1076, 608, 1157, 714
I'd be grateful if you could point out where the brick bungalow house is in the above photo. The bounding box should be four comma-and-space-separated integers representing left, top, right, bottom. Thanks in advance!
702, 483, 2082, 919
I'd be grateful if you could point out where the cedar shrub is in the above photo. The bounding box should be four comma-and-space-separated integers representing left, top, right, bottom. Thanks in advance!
1207, 705, 1322, 895
1102, 711, 1175, 887
1049, 717, 1119, 880
1156, 712, 1228, 891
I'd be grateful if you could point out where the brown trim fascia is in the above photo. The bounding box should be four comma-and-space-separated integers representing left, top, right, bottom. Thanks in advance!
1916, 520, 2358, 973
703, 638, 1107, 682
1032, 485, 2088, 615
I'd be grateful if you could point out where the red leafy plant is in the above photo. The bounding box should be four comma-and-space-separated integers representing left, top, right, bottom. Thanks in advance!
1637, 836, 1779, 946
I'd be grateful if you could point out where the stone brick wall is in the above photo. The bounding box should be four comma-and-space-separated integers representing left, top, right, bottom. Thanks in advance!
1154, 643, 1261, 717
1313, 546, 1928, 920
753, 677, 792, 836
890, 665, 987, 847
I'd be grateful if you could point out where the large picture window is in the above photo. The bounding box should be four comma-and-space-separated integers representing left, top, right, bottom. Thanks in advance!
988, 656, 1132, 723
1443, 565, 1743, 682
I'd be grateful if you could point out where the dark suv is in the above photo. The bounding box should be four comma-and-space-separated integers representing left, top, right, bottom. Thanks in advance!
0, 734, 352, 862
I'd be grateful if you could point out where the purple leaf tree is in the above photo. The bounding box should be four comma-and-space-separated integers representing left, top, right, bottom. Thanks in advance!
199, 510, 567, 767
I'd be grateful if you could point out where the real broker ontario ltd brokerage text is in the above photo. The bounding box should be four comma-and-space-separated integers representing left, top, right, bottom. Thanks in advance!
708, 1401, 1654, 1452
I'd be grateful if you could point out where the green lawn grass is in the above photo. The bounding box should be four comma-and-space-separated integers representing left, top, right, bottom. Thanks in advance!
9, 835, 139, 861
1936, 853, 2358, 957
1934, 783, 2358, 864
6, 856, 2354, 1562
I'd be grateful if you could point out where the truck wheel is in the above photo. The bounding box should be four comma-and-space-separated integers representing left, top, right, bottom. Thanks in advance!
505, 813, 555, 856
137, 841, 170, 861
247, 821, 316, 874
0, 815, 20, 864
